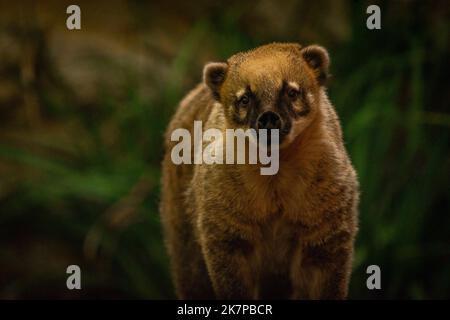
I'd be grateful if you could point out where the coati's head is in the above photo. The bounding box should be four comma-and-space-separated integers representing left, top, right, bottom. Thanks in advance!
203, 43, 329, 147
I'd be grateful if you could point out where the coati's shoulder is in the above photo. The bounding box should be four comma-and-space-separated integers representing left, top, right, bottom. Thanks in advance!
319, 92, 345, 152
164, 83, 215, 150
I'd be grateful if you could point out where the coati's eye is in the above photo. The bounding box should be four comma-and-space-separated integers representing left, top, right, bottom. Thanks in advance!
287, 88, 299, 100
238, 94, 250, 107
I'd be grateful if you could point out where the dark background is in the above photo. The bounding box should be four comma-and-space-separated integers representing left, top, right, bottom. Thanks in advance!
0, 0, 448, 299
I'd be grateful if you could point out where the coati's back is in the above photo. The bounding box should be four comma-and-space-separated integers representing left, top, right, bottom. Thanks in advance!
161, 83, 215, 198
160, 83, 217, 298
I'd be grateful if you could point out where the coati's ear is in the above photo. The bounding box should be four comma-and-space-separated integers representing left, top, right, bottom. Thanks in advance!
301, 45, 330, 86
203, 62, 228, 99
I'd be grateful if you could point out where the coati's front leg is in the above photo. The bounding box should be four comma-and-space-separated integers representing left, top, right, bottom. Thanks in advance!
160, 164, 214, 299
198, 211, 257, 299
167, 221, 215, 299
291, 230, 354, 299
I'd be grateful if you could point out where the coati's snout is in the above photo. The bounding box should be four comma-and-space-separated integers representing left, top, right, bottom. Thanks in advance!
254, 110, 290, 144
256, 111, 281, 131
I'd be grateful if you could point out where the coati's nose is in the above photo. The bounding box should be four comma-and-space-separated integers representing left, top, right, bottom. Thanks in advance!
257, 111, 282, 131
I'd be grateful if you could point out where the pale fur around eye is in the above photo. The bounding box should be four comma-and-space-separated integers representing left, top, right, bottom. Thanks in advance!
235, 88, 251, 108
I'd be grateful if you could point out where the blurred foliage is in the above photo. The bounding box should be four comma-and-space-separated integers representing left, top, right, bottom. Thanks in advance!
0, 0, 449, 299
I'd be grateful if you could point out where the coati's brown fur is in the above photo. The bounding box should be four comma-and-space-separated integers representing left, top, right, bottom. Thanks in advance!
160, 43, 359, 299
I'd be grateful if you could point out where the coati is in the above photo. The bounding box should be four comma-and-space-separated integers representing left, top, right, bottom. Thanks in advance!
160, 43, 359, 299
